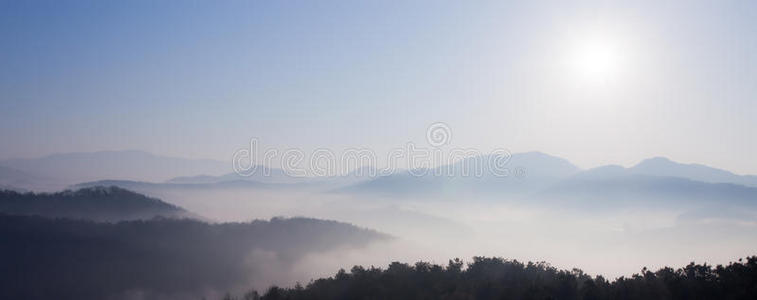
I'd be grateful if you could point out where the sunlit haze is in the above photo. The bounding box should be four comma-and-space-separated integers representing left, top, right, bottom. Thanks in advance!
1, 1, 756, 174
2, 1, 757, 299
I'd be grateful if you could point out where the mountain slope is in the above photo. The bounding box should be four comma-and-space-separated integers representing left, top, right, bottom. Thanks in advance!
165, 166, 302, 184
0, 165, 59, 192
547, 157, 757, 210
629, 157, 757, 187
0, 215, 389, 299
0, 186, 190, 221
341, 152, 580, 196
165, 165, 377, 186
538, 173, 757, 211
0, 150, 229, 185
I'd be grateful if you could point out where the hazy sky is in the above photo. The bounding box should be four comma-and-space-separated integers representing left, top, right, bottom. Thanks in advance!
1, 1, 756, 174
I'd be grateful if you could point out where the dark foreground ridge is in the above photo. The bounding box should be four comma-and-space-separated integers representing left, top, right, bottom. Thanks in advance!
0, 214, 388, 299
229, 256, 757, 300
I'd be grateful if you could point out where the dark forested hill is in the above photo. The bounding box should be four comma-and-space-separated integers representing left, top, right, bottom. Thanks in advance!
0, 186, 189, 221
234, 256, 757, 300
0, 215, 388, 300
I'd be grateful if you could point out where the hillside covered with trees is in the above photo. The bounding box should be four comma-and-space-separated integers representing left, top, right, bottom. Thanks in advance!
0, 214, 388, 299
232, 256, 757, 300
0, 186, 189, 221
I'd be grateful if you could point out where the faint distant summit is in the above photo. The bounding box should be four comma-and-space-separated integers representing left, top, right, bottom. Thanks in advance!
0, 150, 229, 189
630, 156, 757, 187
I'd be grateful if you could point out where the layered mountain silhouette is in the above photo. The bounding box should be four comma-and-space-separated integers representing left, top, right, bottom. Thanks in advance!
629, 156, 757, 187
166, 166, 301, 184
540, 173, 757, 209
73, 179, 274, 191
74, 166, 376, 196
0, 150, 229, 190
339, 152, 580, 196
4, 150, 756, 210
0, 165, 56, 192
0, 214, 388, 299
165, 165, 378, 186
340, 152, 757, 210
0, 186, 191, 221
340, 152, 577, 195
0, 185, 390, 299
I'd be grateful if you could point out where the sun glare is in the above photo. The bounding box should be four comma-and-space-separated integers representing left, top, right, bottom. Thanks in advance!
570, 38, 622, 84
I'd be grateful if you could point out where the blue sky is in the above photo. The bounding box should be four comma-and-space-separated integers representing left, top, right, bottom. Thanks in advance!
1, 1, 756, 174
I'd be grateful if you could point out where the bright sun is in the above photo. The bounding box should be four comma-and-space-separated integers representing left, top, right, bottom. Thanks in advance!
570, 38, 622, 84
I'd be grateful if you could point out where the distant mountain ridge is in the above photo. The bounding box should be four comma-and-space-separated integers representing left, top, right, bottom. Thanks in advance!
570, 157, 757, 187
339, 152, 757, 206
165, 166, 303, 184
342, 152, 582, 196
5, 150, 757, 201
540, 173, 757, 209
0, 150, 230, 190
165, 165, 380, 185
0, 165, 59, 192
628, 157, 757, 187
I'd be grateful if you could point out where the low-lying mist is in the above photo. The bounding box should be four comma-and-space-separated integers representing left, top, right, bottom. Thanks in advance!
127, 183, 757, 290
8, 151, 757, 298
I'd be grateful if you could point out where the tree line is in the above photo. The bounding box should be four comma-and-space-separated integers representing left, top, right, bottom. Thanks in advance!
227, 256, 757, 300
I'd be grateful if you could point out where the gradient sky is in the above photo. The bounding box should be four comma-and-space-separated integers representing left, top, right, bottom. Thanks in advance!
1, 1, 756, 174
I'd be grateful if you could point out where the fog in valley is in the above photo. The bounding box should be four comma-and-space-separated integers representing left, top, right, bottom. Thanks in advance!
3, 149, 757, 298
135, 179, 757, 286
3, 2, 757, 298
17, 151, 743, 297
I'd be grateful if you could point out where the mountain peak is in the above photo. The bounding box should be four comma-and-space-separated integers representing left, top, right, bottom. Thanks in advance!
628, 156, 757, 187
635, 156, 674, 166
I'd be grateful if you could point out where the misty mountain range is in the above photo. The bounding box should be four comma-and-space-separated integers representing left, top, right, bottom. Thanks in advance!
0, 151, 757, 207
0, 150, 229, 191
342, 152, 757, 210
2, 150, 756, 208
1, 150, 756, 299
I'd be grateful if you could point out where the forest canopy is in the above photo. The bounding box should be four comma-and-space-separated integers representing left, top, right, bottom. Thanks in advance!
231, 256, 757, 300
